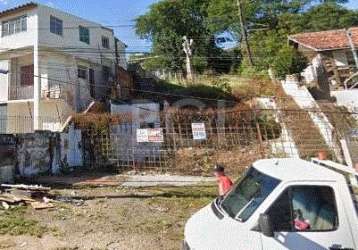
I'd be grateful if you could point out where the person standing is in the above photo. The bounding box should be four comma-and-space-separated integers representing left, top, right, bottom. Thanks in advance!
214, 164, 233, 198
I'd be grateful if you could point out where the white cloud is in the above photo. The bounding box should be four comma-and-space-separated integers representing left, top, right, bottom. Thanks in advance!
46, 1, 55, 7
0, 0, 8, 5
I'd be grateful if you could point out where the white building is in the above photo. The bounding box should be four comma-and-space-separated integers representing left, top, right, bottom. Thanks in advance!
0, 3, 127, 133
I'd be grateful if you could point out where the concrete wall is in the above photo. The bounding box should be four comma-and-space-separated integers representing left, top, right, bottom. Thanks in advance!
332, 90, 358, 118
37, 5, 116, 65
6, 102, 33, 134
0, 128, 83, 177
110, 102, 162, 162
17, 131, 58, 177
40, 100, 73, 131
0, 8, 37, 49
0, 60, 9, 102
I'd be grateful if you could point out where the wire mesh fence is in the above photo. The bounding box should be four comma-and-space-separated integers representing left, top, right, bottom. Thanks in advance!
0, 107, 356, 176
74, 108, 358, 175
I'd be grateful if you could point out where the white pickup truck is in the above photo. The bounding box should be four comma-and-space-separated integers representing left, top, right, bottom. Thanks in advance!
183, 158, 358, 250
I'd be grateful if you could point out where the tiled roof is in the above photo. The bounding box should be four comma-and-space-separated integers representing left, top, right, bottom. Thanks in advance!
289, 27, 358, 51
0, 2, 38, 18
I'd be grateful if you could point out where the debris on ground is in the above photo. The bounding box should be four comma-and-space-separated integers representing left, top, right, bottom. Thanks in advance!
56, 196, 85, 206
1, 184, 51, 192
0, 184, 55, 210
30, 201, 55, 210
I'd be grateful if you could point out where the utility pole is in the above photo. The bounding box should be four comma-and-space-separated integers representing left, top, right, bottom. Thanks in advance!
182, 36, 194, 83
346, 29, 358, 69
237, 0, 254, 66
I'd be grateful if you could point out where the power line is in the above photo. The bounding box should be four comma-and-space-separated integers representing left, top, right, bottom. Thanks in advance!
6, 70, 355, 106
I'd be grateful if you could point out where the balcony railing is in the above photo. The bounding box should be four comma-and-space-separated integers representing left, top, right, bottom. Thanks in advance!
9, 86, 34, 100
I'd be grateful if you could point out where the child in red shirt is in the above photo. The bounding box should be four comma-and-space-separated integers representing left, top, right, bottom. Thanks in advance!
214, 165, 233, 198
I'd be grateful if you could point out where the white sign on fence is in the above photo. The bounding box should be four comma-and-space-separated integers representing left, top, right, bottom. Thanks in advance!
192, 123, 207, 140
137, 128, 164, 143
148, 128, 164, 143
137, 129, 149, 143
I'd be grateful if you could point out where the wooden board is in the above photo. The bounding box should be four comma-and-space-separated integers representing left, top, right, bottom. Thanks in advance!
30, 202, 55, 210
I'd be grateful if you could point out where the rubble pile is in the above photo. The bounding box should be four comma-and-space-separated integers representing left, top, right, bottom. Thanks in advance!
0, 184, 55, 210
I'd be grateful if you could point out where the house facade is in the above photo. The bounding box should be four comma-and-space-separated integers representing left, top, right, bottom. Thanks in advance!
0, 3, 126, 134
289, 27, 358, 99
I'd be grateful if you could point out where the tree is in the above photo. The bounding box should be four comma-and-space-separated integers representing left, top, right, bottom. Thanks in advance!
303, 3, 358, 31
271, 45, 307, 78
135, 0, 217, 75
208, 0, 357, 77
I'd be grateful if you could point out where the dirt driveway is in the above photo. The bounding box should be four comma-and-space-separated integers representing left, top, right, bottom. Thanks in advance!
0, 184, 216, 250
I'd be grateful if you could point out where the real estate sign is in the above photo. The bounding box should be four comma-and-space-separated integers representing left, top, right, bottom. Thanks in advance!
192, 123, 207, 140
148, 128, 164, 143
137, 128, 164, 143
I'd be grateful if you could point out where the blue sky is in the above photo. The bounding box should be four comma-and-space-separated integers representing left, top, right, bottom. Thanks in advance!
0, 0, 357, 52
347, 1, 358, 9
0, 0, 159, 52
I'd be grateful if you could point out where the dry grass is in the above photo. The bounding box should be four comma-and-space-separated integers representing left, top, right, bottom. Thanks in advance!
0, 207, 47, 237
172, 146, 262, 178
3, 185, 217, 249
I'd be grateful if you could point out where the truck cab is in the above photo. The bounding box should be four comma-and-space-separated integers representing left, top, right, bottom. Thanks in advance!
184, 158, 358, 250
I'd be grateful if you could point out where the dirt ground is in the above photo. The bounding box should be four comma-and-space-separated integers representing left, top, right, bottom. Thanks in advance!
0, 184, 217, 250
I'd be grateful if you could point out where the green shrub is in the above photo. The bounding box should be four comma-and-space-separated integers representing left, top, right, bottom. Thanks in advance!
271, 45, 307, 79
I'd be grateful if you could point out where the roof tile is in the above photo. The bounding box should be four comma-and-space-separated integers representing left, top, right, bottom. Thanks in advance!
289, 27, 358, 51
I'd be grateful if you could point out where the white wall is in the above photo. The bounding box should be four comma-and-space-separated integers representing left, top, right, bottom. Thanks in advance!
0, 60, 9, 101
332, 90, 358, 117
6, 102, 33, 134
37, 4, 124, 102
0, 4, 127, 129
0, 8, 37, 49
110, 102, 161, 162
111, 102, 161, 126
37, 5, 116, 65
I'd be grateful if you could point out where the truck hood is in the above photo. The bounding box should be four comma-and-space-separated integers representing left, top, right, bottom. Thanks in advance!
184, 201, 261, 250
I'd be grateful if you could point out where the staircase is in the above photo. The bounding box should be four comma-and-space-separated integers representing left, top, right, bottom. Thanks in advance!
281, 80, 343, 161
257, 97, 300, 158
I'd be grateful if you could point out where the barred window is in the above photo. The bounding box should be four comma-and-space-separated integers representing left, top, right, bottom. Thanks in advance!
2, 16, 27, 37
102, 36, 110, 49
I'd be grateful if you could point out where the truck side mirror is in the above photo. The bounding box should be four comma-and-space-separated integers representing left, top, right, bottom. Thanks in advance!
259, 214, 274, 237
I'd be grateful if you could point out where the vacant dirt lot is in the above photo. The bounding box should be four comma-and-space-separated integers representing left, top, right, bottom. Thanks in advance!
0, 184, 216, 250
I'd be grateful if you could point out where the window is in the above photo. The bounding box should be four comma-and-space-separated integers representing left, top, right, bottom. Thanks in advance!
2, 16, 27, 37
50, 16, 63, 36
266, 186, 338, 232
79, 26, 90, 44
102, 36, 110, 49
20, 65, 34, 86
78, 66, 87, 79
220, 168, 280, 222
102, 66, 111, 81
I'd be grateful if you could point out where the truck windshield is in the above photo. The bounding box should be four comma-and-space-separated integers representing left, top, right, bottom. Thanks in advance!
220, 167, 280, 222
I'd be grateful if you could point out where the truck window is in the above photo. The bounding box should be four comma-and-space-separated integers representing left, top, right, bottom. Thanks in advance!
267, 186, 338, 232
220, 168, 280, 222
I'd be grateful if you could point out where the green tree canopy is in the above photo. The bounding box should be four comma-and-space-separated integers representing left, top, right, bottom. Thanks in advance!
136, 0, 230, 74
136, 0, 358, 78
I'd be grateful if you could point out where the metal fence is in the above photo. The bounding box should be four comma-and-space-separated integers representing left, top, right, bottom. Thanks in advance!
75, 108, 358, 175
0, 107, 356, 176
